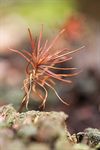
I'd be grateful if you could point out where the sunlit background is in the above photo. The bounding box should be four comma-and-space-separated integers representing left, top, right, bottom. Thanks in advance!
0, 0, 100, 133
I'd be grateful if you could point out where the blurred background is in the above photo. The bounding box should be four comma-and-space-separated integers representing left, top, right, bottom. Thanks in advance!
0, 0, 100, 133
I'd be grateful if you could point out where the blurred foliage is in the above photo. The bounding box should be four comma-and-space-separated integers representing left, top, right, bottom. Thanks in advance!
0, 0, 76, 27
77, 0, 100, 22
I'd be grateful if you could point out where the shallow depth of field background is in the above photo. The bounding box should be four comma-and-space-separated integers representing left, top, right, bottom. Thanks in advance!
0, 0, 100, 133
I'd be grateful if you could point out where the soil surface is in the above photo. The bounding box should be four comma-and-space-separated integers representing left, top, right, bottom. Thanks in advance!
0, 105, 100, 150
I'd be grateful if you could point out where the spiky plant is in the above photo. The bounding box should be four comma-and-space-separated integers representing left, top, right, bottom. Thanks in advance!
10, 27, 84, 111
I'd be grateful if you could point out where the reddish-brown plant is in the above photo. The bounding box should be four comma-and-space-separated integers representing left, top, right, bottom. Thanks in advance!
10, 27, 84, 111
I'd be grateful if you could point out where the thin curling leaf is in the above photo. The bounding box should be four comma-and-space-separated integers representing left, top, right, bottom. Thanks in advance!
9, 27, 84, 112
